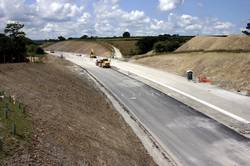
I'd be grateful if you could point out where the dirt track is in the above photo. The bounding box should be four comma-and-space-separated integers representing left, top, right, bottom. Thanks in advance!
0, 56, 156, 166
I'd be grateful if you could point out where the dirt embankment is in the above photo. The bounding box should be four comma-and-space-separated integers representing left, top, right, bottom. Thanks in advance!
0, 56, 156, 166
176, 35, 250, 52
45, 40, 112, 57
134, 52, 250, 92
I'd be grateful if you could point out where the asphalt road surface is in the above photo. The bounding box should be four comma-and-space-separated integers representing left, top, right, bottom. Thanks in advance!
83, 66, 250, 166
51, 52, 250, 166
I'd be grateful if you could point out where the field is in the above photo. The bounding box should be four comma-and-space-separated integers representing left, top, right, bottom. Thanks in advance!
98, 38, 140, 57
0, 56, 156, 165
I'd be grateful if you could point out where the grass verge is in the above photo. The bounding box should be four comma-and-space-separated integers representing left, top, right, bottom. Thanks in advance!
0, 91, 32, 160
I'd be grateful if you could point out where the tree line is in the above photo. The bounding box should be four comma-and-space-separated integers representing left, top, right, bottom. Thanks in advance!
136, 34, 193, 54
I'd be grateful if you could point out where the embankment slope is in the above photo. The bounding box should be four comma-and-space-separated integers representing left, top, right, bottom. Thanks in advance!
135, 35, 250, 92
176, 35, 250, 52
45, 40, 111, 56
0, 56, 156, 165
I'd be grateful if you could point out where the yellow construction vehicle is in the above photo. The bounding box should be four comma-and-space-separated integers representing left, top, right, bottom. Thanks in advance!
90, 49, 96, 58
96, 58, 111, 68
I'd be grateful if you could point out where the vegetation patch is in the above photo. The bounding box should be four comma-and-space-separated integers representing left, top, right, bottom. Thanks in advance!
100, 39, 140, 57
0, 23, 46, 64
0, 91, 32, 160
136, 35, 193, 55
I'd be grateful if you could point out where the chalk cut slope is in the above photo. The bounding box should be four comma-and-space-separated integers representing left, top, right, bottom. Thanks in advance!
46, 41, 111, 56
176, 35, 250, 52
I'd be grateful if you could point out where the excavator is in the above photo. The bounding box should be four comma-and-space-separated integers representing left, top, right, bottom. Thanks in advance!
90, 49, 96, 58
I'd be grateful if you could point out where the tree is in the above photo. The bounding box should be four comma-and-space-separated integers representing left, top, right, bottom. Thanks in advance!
4, 23, 27, 63
242, 21, 250, 35
80, 35, 88, 39
0, 34, 12, 63
58, 36, 66, 41
123, 31, 131, 38
4, 23, 25, 38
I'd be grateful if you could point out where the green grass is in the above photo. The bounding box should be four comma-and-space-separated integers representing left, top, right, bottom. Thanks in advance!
0, 91, 32, 160
96, 39, 140, 57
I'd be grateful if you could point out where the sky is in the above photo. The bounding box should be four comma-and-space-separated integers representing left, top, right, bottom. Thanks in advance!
0, 0, 249, 39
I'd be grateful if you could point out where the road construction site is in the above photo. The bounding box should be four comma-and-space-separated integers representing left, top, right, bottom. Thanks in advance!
49, 50, 250, 166
0, 56, 155, 165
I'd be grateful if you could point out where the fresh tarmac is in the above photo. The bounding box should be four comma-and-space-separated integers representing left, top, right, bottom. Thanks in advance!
53, 52, 250, 166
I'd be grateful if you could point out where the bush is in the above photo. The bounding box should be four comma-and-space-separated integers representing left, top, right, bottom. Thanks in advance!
35, 47, 45, 55
154, 41, 181, 53
136, 35, 193, 54
136, 37, 158, 54
27, 44, 45, 56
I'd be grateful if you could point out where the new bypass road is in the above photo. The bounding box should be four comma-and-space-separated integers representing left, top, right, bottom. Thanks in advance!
53, 52, 250, 166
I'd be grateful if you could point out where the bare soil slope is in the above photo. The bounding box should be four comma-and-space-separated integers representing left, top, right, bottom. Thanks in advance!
45, 40, 112, 57
134, 52, 250, 92
0, 56, 156, 166
176, 35, 250, 52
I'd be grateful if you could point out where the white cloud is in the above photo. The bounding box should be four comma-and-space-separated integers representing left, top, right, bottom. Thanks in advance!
214, 21, 234, 30
159, 0, 184, 11
0, 0, 236, 39
0, 0, 92, 39
36, 0, 85, 21
94, 0, 151, 36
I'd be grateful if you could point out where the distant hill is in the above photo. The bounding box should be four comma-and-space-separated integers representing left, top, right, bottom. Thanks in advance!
176, 35, 250, 52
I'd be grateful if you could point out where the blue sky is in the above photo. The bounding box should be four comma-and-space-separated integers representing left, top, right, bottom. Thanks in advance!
120, 0, 250, 26
0, 0, 249, 39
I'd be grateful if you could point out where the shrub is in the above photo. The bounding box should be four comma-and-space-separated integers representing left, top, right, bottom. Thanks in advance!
154, 41, 181, 53
136, 37, 158, 54
35, 47, 45, 55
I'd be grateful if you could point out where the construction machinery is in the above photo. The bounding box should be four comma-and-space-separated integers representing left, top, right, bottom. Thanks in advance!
96, 57, 111, 68
90, 49, 96, 58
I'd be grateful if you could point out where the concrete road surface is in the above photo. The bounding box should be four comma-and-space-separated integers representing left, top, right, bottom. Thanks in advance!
52, 52, 250, 166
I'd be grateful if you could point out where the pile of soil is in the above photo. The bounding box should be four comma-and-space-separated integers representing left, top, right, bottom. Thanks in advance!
0, 56, 156, 166
45, 41, 112, 57
176, 35, 250, 52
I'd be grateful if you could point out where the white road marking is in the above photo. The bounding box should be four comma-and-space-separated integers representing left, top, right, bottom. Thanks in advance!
141, 75, 250, 124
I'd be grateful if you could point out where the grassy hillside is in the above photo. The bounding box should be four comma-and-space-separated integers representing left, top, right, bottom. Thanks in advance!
134, 52, 250, 92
